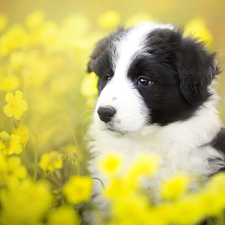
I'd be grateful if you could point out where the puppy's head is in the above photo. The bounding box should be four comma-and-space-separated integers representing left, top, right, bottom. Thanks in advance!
87, 22, 220, 135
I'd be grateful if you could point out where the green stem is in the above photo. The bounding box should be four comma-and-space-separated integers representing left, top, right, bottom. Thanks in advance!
92, 177, 105, 190
33, 144, 38, 182
77, 158, 80, 175
51, 172, 63, 189
217, 211, 225, 225
62, 151, 73, 161
37, 153, 73, 185
69, 126, 80, 175
38, 171, 63, 190
37, 172, 50, 185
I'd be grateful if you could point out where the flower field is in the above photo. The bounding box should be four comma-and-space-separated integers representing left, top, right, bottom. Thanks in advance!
0, 9, 225, 225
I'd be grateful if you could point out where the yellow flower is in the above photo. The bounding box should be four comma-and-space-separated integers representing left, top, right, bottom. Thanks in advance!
159, 172, 190, 199
39, 151, 62, 173
0, 24, 28, 56
0, 180, 52, 225
13, 125, 31, 147
206, 172, 225, 193
3, 90, 28, 120
198, 173, 225, 216
0, 154, 27, 187
111, 194, 149, 225
104, 177, 134, 199
7, 156, 27, 180
63, 175, 92, 204
97, 11, 121, 29
47, 206, 78, 225
126, 153, 159, 183
103, 153, 159, 199
198, 191, 225, 217
184, 17, 213, 44
0, 153, 28, 194
98, 151, 123, 175
173, 197, 202, 224
0, 13, 8, 33
102, 153, 159, 199
0, 131, 22, 155
0, 74, 20, 92
147, 205, 174, 225
25, 10, 45, 29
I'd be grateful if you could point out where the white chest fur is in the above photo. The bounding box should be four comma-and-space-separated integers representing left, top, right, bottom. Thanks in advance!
88, 99, 224, 191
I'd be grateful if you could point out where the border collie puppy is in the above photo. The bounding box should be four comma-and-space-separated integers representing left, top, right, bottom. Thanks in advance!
87, 22, 225, 201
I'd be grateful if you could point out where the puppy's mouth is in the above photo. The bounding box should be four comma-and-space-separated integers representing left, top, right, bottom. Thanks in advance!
104, 124, 128, 136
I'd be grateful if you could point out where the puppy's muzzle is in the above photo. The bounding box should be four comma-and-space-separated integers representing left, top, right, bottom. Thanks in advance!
97, 106, 116, 123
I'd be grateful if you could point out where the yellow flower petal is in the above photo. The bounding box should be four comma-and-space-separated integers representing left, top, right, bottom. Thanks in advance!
3, 147, 14, 155
11, 143, 23, 154
53, 158, 63, 169
0, 140, 5, 149
19, 99, 28, 111
39, 151, 62, 173
39, 153, 50, 173
13, 125, 30, 147
14, 107, 23, 120
64, 176, 92, 204
5, 92, 14, 102
3, 104, 14, 117
15, 90, 23, 101
8, 156, 22, 167
49, 151, 62, 169
98, 151, 123, 175
0, 131, 10, 139
4, 91, 28, 120
10, 134, 21, 144
160, 173, 190, 199
15, 165, 27, 179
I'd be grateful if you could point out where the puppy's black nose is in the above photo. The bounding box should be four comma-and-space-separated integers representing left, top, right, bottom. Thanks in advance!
97, 106, 116, 123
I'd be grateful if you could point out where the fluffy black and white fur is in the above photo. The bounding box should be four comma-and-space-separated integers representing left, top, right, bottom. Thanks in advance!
87, 22, 225, 204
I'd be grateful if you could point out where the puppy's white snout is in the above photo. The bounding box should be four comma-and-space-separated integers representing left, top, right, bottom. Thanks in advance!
97, 106, 116, 123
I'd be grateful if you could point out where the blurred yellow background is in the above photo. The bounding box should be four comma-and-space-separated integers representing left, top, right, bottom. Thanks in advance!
0, 0, 225, 177
0, 1, 225, 224
1, 0, 224, 115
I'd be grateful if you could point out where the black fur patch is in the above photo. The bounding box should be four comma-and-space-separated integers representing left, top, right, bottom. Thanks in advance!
128, 28, 220, 125
211, 128, 225, 157
87, 26, 127, 93
207, 128, 225, 173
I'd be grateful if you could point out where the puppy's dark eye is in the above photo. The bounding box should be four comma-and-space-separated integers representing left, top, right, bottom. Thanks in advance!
105, 74, 112, 83
137, 77, 152, 86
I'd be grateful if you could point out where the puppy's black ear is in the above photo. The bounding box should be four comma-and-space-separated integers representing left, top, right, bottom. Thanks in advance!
86, 35, 112, 73
176, 31, 220, 106
87, 26, 125, 73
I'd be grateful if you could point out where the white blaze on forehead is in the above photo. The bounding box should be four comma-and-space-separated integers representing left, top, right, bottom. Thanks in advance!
112, 22, 174, 77
95, 22, 174, 133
